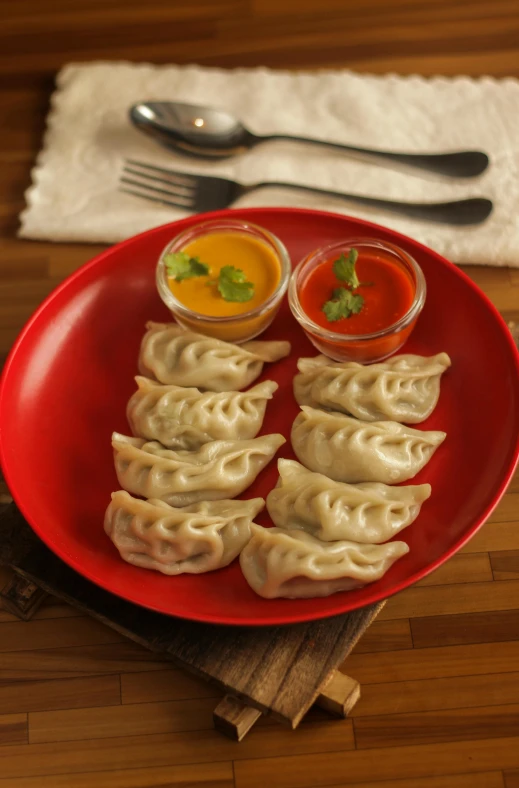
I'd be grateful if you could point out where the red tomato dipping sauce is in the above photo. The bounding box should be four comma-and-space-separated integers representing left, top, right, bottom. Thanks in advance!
288, 238, 426, 363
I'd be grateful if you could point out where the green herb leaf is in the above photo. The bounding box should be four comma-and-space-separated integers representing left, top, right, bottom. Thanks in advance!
216, 265, 255, 302
322, 297, 347, 323
164, 252, 210, 282
323, 287, 364, 322
333, 249, 360, 290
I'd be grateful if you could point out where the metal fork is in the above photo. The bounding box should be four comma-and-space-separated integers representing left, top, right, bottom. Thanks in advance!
120, 159, 493, 226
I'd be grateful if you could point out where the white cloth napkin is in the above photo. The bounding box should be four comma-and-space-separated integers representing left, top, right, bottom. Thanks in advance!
19, 62, 519, 266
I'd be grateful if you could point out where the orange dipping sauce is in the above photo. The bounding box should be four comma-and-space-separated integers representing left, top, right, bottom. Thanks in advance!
289, 240, 425, 363
169, 232, 281, 318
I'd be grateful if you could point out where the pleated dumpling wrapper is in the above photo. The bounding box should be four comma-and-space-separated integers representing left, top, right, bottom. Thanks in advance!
113, 432, 285, 507
266, 459, 430, 542
293, 353, 451, 423
105, 491, 264, 575
240, 525, 409, 599
139, 322, 291, 391
291, 406, 446, 484
127, 376, 278, 450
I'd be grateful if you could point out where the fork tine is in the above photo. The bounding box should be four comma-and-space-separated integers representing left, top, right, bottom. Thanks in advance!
123, 166, 193, 193
120, 176, 194, 206
119, 187, 191, 211
125, 159, 198, 185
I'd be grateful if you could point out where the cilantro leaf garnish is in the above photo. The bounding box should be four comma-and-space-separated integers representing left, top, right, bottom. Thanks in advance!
333, 249, 360, 290
323, 287, 364, 322
213, 265, 255, 302
164, 252, 210, 282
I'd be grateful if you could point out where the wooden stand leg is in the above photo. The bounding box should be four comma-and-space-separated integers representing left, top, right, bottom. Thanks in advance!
213, 670, 360, 741
213, 695, 263, 741
0, 572, 48, 620
315, 671, 361, 717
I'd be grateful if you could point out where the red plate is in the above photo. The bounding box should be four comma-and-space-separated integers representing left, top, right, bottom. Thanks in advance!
1, 208, 518, 625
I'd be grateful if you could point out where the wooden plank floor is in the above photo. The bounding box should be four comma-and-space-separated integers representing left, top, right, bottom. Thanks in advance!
1, 1, 519, 785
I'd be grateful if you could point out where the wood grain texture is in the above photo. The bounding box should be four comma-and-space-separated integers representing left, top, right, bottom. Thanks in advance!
491, 550, 519, 580
0, 762, 235, 787
0, 674, 121, 715
121, 667, 218, 704
350, 618, 412, 653
410, 609, 519, 648
414, 553, 493, 586
0, 643, 169, 681
233, 737, 519, 788
29, 697, 219, 743
312, 774, 505, 788
1, 0, 519, 783
353, 703, 519, 749
352, 671, 519, 718
0, 723, 355, 781
461, 521, 519, 553
0, 714, 28, 747
487, 495, 519, 523
379, 580, 519, 620
343, 640, 519, 684
0, 617, 126, 653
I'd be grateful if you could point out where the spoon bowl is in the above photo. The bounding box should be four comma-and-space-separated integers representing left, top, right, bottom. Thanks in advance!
130, 102, 255, 158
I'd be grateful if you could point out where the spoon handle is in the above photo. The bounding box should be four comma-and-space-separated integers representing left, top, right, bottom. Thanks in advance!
261, 134, 489, 178
250, 181, 492, 225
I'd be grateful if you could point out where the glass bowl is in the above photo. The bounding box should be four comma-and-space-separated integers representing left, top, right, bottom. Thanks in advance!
156, 218, 290, 343
288, 237, 426, 363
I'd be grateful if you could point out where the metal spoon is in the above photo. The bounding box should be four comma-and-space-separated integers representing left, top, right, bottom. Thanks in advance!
129, 101, 489, 178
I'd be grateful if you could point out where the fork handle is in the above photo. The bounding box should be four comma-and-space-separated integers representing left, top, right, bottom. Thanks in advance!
259, 135, 489, 178
248, 181, 492, 226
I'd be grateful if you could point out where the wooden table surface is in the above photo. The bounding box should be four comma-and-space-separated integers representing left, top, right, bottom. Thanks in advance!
1, 1, 519, 786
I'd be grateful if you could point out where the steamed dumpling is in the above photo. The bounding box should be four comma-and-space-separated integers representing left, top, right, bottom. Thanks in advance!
294, 353, 451, 423
240, 525, 409, 599
127, 376, 278, 449
113, 431, 285, 507
139, 322, 291, 391
291, 406, 446, 484
105, 490, 264, 575
266, 459, 430, 542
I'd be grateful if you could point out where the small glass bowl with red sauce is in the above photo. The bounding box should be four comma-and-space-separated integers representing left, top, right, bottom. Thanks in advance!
288, 238, 426, 363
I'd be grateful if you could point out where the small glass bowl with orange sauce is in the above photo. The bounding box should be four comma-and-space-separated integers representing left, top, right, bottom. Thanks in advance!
288, 238, 426, 363
156, 219, 290, 343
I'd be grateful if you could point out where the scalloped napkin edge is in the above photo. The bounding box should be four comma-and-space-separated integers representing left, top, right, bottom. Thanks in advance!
18, 61, 519, 266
